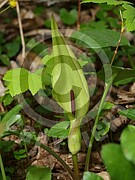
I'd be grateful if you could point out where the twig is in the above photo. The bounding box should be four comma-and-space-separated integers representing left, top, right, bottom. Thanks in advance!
77, 0, 81, 30
110, 10, 125, 66
0, 0, 8, 8
16, 1, 25, 59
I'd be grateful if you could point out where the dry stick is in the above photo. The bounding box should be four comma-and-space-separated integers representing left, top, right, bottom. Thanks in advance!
110, 10, 124, 66
85, 10, 125, 171
77, 0, 81, 30
16, 1, 25, 59
0, 0, 8, 8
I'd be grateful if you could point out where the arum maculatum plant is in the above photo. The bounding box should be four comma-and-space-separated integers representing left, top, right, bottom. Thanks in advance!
45, 16, 90, 178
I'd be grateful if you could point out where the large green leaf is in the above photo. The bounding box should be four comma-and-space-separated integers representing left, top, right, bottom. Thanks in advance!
3, 68, 42, 96
101, 144, 135, 180
71, 28, 129, 49
82, 0, 130, 5
83, 171, 103, 180
28, 73, 42, 95
98, 66, 135, 86
118, 109, 135, 120
49, 17, 90, 155
26, 166, 51, 180
3, 68, 29, 96
123, 4, 135, 32
51, 17, 89, 119
121, 125, 135, 165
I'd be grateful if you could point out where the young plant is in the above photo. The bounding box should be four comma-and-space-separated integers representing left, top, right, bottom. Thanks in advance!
44, 16, 90, 178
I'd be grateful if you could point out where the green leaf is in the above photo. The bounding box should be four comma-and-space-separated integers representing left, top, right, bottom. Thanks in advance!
83, 171, 103, 180
2, 105, 22, 122
26, 166, 51, 180
48, 121, 69, 139
95, 119, 110, 141
118, 109, 135, 120
121, 125, 135, 165
82, 0, 130, 5
2, 94, 13, 106
28, 73, 42, 95
123, 4, 135, 32
3, 68, 29, 96
0, 105, 22, 137
14, 149, 27, 160
103, 101, 114, 110
51, 17, 89, 119
0, 141, 14, 152
101, 144, 135, 180
3, 68, 42, 96
51, 17, 90, 154
71, 28, 129, 49
98, 66, 135, 86
5, 41, 20, 58
60, 8, 77, 25
33, 6, 44, 16
0, 54, 10, 65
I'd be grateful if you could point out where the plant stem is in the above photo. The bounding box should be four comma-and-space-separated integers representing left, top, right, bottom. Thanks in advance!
0, 5, 10, 14
110, 10, 124, 66
77, 0, 81, 30
11, 131, 75, 180
85, 79, 112, 171
84, 9, 125, 171
16, 1, 26, 59
0, 154, 6, 180
72, 154, 80, 180
24, 142, 29, 162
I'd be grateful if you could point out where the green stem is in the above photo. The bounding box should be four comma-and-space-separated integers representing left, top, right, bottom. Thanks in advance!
21, 131, 29, 162
0, 154, 6, 180
24, 142, 29, 162
11, 132, 75, 179
72, 154, 80, 180
84, 9, 124, 171
0, 6, 10, 14
84, 80, 112, 171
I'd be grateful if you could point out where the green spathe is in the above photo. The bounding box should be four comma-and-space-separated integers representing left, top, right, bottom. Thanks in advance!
50, 17, 90, 154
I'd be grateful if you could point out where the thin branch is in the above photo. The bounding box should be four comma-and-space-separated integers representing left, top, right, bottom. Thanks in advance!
77, 0, 81, 30
110, 10, 125, 66
16, 1, 25, 59
0, 0, 8, 9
